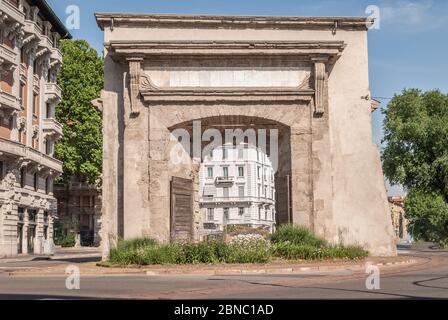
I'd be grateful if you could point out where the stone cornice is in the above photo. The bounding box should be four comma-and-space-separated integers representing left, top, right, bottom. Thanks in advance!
107, 40, 346, 63
141, 88, 315, 104
95, 13, 371, 31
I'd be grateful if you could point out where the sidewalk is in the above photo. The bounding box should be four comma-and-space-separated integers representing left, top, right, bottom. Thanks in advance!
0, 247, 101, 264
6, 254, 421, 277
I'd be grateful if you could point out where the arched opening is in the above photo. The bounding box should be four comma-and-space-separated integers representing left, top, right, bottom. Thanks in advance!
168, 115, 292, 239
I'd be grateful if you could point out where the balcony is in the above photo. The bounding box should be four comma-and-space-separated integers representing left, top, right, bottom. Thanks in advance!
19, 63, 26, 83
36, 35, 52, 58
42, 118, 63, 138
0, 43, 17, 67
215, 176, 234, 185
0, 0, 25, 25
200, 196, 275, 206
50, 47, 62, 66
45, 83, 62, 103
23, 20, 42, 43
0, 137, 63, 173
0, 90, 21, 114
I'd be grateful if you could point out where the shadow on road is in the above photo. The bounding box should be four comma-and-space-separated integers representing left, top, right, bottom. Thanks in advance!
50, 256, 102, 264
0, 293, 96, 300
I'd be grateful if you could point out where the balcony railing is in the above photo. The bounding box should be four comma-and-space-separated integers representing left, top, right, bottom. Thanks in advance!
39, 35, 53, 52
200, 196, 275, 205
215, 176, 234, 185
50, 47, 62, 65
0, 0, 25, 24
42, 118, 63, 138
0, 90, 21, 113
0, 44, 17, 66
45, 83, 62, 103
0, 137, 63, 173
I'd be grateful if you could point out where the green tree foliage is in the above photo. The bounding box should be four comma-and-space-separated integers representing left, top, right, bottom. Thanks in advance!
55, 40, 103, 184
382, 89, 448, 245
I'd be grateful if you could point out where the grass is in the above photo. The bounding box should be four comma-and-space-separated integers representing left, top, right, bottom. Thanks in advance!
109, 239, 271, 265
108, 224, 369, 266
270, 224, 327, 248
272, 243, 368, 261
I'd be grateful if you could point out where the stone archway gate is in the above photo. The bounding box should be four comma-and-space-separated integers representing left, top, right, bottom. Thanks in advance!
94, 13, 396, 257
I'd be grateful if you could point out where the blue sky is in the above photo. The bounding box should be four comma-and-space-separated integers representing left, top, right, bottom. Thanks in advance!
47, 0, 448, 195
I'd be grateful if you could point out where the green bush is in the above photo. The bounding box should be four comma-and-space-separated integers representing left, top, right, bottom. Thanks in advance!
108, 238, 271, 265
273, 243, 368, 261
108, 235, 368, 266
270, 224, 327, 248
115, 238, 158, 251
55, 232, 76, 247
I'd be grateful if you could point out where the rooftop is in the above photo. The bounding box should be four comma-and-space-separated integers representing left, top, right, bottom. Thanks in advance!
30, 0, 72, 39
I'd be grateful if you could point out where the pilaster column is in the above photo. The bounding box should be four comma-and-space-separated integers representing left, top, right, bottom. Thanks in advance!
35, 209, 44, 254
22, 208, 28, 254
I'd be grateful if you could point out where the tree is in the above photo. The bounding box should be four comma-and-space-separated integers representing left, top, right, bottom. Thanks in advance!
55, 40, 103, 184
382, 89, 448, 245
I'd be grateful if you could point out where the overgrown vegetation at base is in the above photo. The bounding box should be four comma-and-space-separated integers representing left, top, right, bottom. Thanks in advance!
272, 243, 368, 260
108, 224, 368, 266
270, 224, 327, 248
109, 239, 271, 265
54, 232, 76, 247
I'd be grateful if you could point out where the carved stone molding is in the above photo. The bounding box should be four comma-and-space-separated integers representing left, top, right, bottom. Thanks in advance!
312, 60, 327, 116
91, 98, 104, 113
127, 57, 144, 116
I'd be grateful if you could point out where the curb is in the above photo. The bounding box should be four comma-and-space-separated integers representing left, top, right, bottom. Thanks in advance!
7, 258, 419, 277
141, 259, 418, 276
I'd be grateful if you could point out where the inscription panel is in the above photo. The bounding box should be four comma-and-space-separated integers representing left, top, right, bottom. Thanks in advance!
144, 59, 311, 88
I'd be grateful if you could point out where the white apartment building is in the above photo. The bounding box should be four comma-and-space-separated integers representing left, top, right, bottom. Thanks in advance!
199, 143, 276, 234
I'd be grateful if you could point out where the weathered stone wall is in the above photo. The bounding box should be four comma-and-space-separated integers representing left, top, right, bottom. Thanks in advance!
97, 14, 396, 257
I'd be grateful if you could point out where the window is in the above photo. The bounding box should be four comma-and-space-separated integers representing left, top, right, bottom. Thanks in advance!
222, 167, 228, 178
28, 210, 37, 223
20, 167, 26, 188
257, 167, 261, 179
209, 149, 213, 159
18, 208, 25, 221
33, 93, 38, 115
45, 177, 50, 194
207, 167, 213, 178
238, 166, 244, 177
45, 139, 52, 155
0, 161, 3, 180
46, 103, 52, 118
238, 185, 244, 198
258, 184, 261, 197
20, 83, 25, 107
264, 186, 267, 197
33, 172, 38, 191
265, 209, 268, 221
258, 207, 262, 220
207, 208, 214, 221
264, 168, 267, 181
222, 148, 228, 159
223, 208, 229, 221
272, 209, 275, 222
238, 207, 245, 216
223, 187, 229, 198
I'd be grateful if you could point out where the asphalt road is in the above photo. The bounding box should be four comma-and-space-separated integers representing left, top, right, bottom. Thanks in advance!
0, 246, 447, 300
